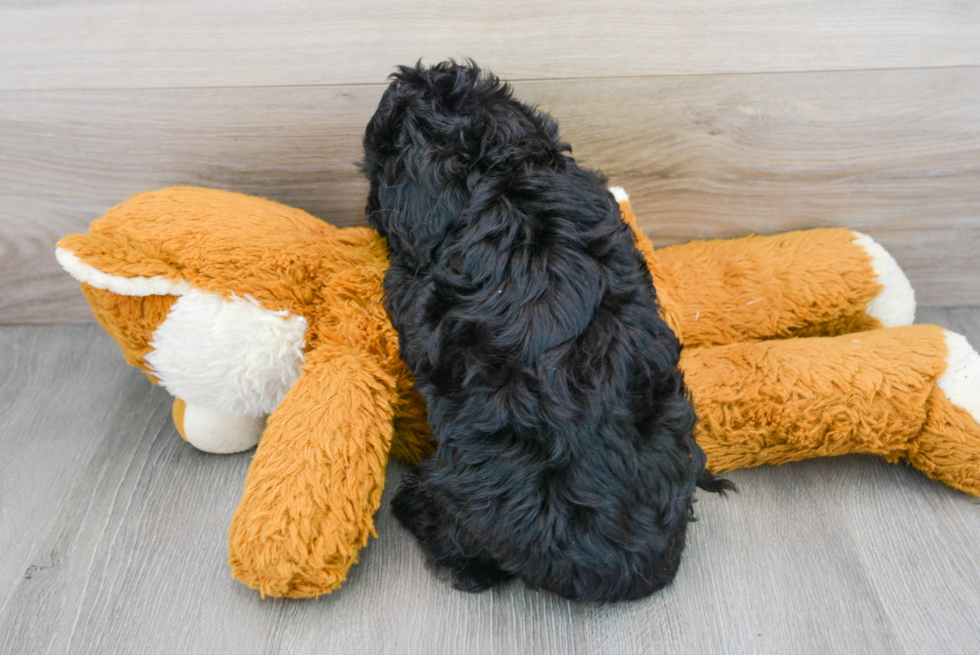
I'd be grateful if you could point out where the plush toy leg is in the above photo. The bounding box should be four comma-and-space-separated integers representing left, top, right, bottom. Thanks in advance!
227, 345, 397, 598
171, 398, 265, 454
654, 229, 916, 347
681, 324, 980, 495
906, 331, 980, 495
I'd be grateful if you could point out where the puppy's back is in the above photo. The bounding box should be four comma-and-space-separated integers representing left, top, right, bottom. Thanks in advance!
363, 60, 722, 601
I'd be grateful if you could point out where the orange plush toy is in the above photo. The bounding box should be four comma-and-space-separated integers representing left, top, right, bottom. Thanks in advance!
57, 186, 980, 599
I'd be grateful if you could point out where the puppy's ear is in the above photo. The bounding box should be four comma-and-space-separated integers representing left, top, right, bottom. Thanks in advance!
360, 88, 402, 237
360, 87, 401, 179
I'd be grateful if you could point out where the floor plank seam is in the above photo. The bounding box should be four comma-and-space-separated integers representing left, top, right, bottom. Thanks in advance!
2, 62, 979, 94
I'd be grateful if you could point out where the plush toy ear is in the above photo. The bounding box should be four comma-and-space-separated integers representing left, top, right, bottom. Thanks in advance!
227, 342, 398, 598
608, 186, 635, 224
56, 230, 186, 376
607, 185, 687, 340
56, 230, 191, 297
608, 186, 654, 258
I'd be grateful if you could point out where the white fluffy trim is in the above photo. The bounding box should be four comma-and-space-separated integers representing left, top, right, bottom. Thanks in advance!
851, 232, 916, 327
182, 403, 266, 454
145, 290, 307, 417
56, 247, 195, 296
939, 330, 980, 424
608, 186, 630, 203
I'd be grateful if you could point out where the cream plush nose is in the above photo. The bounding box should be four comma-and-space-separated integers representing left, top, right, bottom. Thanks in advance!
172, 398, 266, 454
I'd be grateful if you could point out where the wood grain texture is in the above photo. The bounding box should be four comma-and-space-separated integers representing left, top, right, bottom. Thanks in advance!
2, 67, 979, 322
847, 307, 980, 652
2, 0, 980, 90
0, 325, 138, 615
1, 317, 980, 654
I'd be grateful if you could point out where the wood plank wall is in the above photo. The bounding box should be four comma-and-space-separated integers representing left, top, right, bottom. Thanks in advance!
1, 1, 979, 322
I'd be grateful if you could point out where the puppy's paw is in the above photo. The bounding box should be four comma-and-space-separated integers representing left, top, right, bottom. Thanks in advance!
393, 471, 512, 592
449, 555, 513, 593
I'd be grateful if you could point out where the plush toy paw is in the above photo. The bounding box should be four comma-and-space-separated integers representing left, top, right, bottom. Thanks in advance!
907, 329, 980, 495
171, 398, 265, 454
851, 231, 916, 328
938, 330, 980, 422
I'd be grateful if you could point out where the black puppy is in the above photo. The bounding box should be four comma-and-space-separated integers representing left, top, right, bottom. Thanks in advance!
361, 60, 731, 602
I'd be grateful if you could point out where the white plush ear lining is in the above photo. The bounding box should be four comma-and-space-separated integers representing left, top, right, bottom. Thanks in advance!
55, 247, 194, 296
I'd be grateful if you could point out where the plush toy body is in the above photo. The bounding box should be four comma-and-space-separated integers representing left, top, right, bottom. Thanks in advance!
57, 187, 980, 598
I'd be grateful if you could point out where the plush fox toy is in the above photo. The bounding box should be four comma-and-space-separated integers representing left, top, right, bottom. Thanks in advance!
56, 187, 980, 598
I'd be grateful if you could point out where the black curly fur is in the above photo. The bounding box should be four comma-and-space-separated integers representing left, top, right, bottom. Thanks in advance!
361, 60, 732, 602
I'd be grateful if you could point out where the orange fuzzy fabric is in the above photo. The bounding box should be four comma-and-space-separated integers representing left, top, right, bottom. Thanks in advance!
617, 190, 883, 347
682, 325, 980, 494
59, 188, 433, 597
227, 345, 398, 597
57, 187, 980, 598
81, 288, 175, 377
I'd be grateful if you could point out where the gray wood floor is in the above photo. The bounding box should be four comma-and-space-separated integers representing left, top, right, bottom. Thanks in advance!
1, 308, 979, 654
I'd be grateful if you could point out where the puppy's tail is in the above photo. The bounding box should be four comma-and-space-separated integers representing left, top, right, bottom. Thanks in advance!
697, 468, 736, 495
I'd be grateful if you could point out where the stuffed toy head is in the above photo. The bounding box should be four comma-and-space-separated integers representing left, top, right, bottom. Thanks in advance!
57, 187, 433, 597
57, 186, 980, 598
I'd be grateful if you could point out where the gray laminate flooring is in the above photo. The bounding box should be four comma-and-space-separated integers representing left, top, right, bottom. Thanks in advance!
2, 309, 979, 654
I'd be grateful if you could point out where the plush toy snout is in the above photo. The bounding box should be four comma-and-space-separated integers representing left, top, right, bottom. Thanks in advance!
171, 398, 266, 454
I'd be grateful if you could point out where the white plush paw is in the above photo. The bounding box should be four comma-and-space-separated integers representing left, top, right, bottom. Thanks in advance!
939, 330, 980, 423
851, 232, 916, 327
176, 400, 266, 454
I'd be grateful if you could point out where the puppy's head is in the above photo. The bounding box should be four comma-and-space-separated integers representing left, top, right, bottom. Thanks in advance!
360, 59, 567, 246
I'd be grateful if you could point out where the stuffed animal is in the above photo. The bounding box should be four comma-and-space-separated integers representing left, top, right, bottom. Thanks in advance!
56, 186, 980, 598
